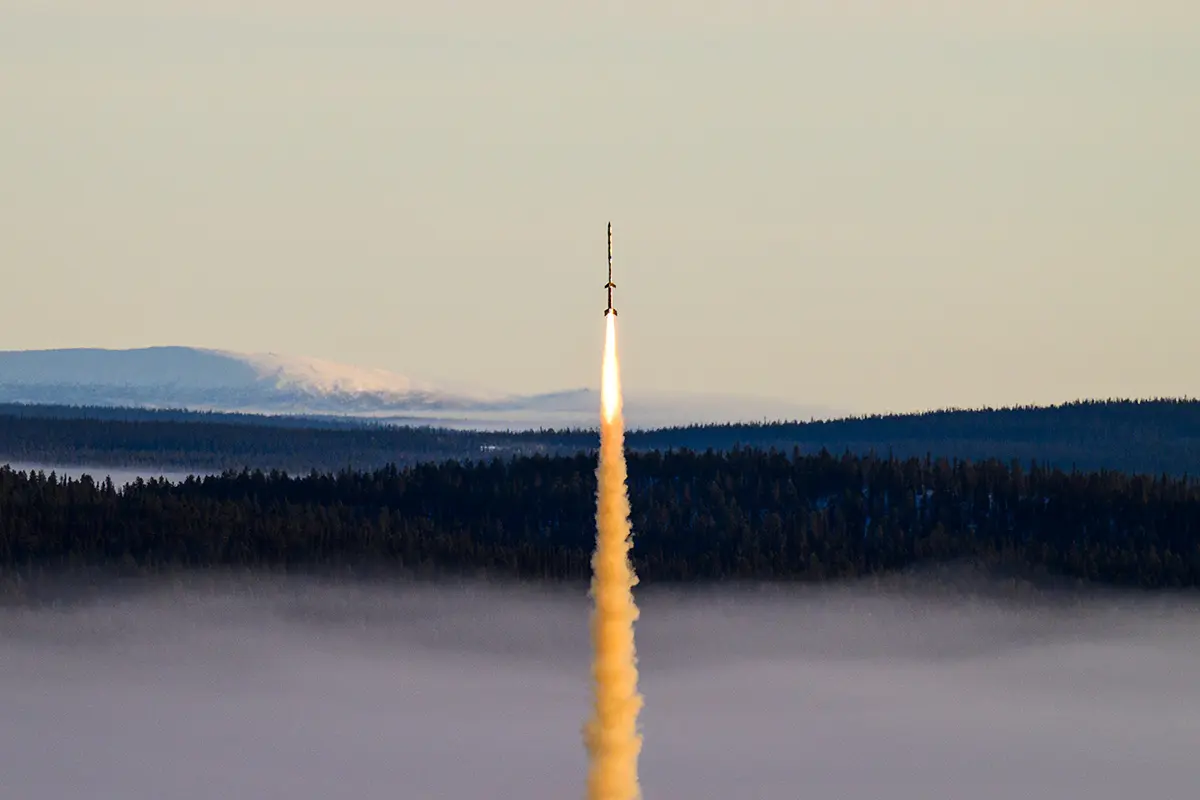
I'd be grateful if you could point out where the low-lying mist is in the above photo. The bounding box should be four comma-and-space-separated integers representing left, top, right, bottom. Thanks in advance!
2, 461, 201, 488
1, 575, 1197, 799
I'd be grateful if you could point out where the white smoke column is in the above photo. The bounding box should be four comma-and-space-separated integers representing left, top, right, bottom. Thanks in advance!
583, 313, 643, 800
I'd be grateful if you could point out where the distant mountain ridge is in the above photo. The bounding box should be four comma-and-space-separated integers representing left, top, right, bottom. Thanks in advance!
0, 347, 829, 429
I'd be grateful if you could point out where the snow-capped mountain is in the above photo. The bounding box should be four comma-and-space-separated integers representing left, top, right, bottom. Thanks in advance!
0, 347, 831, 430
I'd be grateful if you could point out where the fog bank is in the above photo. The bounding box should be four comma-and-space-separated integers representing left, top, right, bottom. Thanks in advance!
1, 577, 1198, 798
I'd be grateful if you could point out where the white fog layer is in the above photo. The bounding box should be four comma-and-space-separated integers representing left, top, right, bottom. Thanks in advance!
1, 578, 1198, 798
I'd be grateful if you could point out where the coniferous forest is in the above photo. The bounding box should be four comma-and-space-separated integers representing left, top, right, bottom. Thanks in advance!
2, 446, 1198, 590
2, 398, 1200, 476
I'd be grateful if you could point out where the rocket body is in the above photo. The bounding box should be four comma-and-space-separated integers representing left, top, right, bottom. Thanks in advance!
604, 222, 617, 317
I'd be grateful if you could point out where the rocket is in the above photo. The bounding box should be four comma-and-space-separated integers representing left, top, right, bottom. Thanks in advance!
604, 222, 617, 317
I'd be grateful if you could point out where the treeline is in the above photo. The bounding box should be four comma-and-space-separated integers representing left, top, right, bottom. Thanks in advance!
2, 398, 1200, 476
0, 412, 558, 473
635, 398, 1200, 476
2, 447, 1198, 589
0, 402, 371, 429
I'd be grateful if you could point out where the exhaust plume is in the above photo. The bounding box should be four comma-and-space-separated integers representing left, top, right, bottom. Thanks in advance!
584, 313, 643, 800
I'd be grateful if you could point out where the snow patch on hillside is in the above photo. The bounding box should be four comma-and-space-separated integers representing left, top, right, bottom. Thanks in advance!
0, 347, 832, 429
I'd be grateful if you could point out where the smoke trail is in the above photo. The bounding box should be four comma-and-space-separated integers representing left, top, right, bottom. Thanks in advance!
584, 313, 643, 800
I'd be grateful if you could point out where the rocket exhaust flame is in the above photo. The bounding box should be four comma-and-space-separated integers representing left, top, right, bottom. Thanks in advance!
584, 252, 643, 798
600, 314, 622, 425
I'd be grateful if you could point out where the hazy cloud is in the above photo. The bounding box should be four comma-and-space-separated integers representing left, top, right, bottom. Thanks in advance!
2, 577, 1198, 798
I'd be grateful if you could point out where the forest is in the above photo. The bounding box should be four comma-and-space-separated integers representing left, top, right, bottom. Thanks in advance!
2, 398, 1199, 476
2, 446, 1197, 590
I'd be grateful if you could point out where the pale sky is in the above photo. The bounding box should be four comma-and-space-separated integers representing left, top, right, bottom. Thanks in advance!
2, 2, 1197, 414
